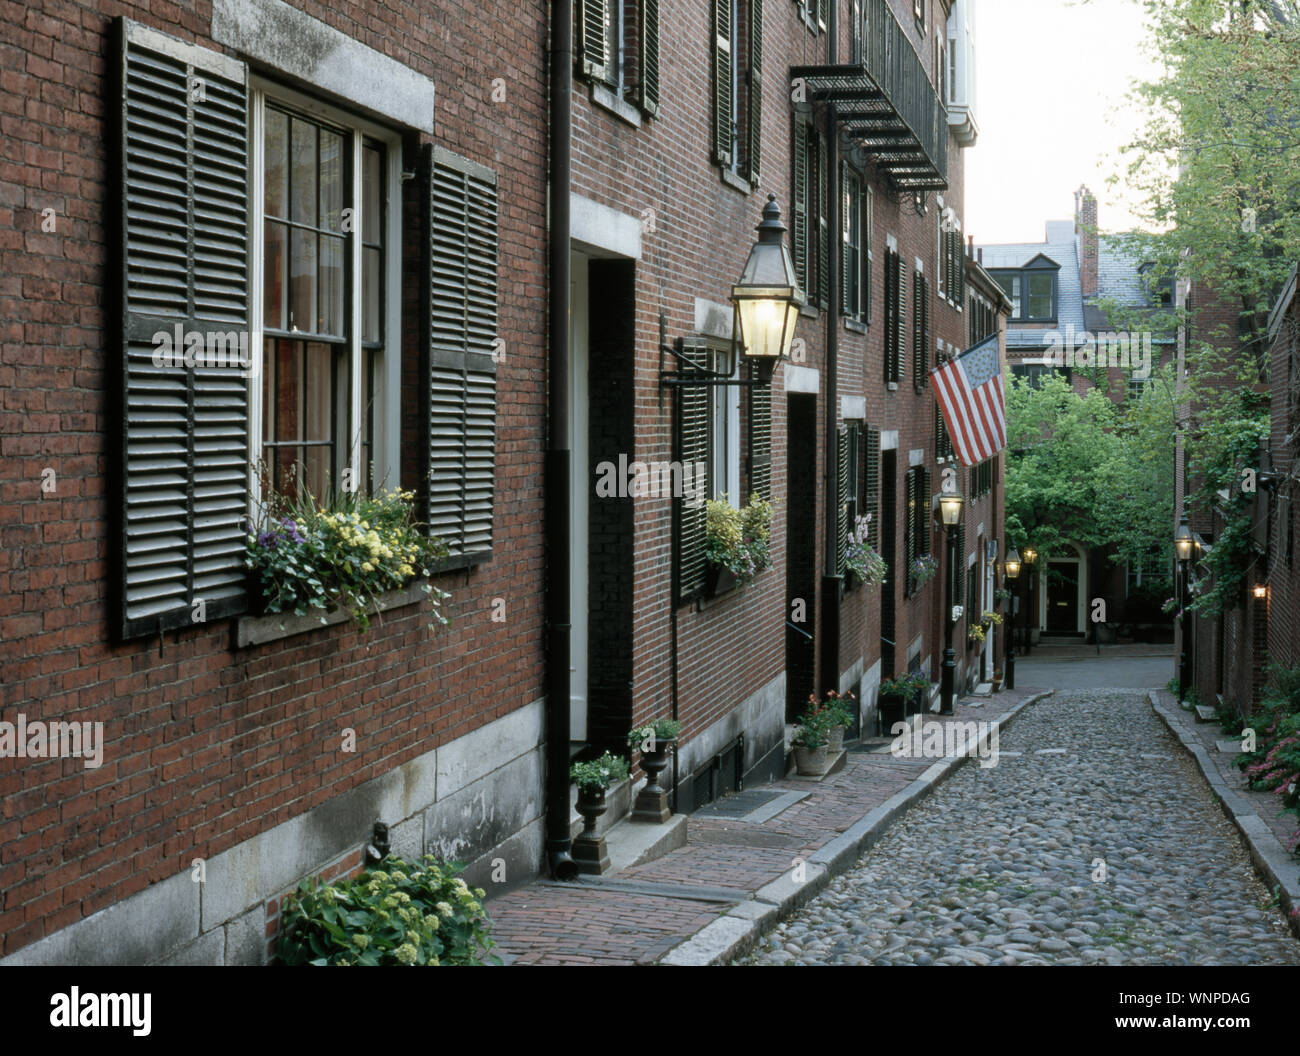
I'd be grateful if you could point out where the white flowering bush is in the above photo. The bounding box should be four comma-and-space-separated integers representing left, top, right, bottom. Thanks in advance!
246, 470, 450, 632
277, 855, 495, 966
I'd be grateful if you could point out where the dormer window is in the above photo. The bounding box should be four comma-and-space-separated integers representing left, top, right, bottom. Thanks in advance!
1138, 261, 1174, 306
990, 254, 1059, 323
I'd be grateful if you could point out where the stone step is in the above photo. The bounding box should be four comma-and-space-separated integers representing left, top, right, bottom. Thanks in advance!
972, 682, 993, 697
1194, 704, 1218, 723
604, 813, 689, 873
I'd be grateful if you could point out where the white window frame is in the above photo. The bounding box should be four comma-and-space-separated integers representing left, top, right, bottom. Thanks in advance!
708, 345, 742, 506
248, 79, 404, 510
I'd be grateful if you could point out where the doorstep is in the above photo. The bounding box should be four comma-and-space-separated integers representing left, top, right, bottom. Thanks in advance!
786, 749, 848, 782
604, 813, 690, 873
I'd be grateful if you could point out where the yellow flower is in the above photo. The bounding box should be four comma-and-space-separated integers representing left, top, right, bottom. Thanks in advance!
362, 561, 374, 572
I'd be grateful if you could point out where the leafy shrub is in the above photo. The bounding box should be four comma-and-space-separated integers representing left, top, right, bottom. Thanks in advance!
1237, 662, 1300, 855
627, 718, 681, 750
278, 856, 494, 965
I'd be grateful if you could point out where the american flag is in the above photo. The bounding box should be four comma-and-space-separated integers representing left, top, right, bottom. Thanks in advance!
929, 333, 1006, 466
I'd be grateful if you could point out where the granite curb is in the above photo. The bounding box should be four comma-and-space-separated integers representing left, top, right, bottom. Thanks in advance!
658, 689, 1056, 965
1149, 691, 1300, 941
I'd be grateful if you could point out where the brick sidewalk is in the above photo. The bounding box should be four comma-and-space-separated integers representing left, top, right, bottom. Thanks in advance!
488, 685, 1048, 965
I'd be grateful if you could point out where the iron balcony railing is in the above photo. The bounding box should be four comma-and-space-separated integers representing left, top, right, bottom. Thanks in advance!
791, 0, 948, 190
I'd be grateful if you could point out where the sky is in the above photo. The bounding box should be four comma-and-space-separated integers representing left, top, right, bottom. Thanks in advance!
965, 0, 1157, 247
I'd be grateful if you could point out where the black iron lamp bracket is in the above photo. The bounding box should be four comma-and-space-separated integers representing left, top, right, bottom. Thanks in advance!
657, 313, 773, 389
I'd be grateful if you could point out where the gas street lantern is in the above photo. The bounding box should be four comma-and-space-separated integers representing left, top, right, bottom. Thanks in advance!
1004, 547, 1021, 580
732, 194, 805, 364
938, 489, 964, 527
1174, 513, 1194, 563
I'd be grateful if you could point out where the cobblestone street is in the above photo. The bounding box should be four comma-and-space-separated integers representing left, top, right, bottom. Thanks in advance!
744, 691, 1300, 966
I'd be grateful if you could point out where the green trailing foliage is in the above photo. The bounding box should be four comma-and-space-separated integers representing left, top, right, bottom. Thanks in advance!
1236, 662, 1300, 856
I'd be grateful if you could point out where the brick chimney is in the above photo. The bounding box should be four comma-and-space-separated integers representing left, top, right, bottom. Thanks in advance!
1075, 184, 1099, 301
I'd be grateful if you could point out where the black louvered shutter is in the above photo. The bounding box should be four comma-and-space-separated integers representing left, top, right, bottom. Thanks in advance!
840, 163, 851, 317
712, 0, 733, 165
864, 426, 880, 548
817, 132, 829, 309
912, 269, 923, 389
882, 251, 894, 382
792, 120, 808, 295
919, 467, 931, 557
748, 364, 771, 500
426, 145, 498, 566
744, 0, 762, 182
904, 468, 916, 596
893, 251, 907, 383
953, 229, 965, 303
677, 382, 709, 599
955, 523, 967, 607
115, 19, 250, 640
578, 0, 610, 81
864, 186, 873, 324
835, 429, 849, 576
636, 0, 660, 115
914, 272, 930, 390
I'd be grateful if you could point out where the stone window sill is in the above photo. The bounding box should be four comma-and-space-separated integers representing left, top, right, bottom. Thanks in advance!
235, 580, 430, 648
719, 167, 753, 196
845, 318, 867, 335
591, 83, 642, 128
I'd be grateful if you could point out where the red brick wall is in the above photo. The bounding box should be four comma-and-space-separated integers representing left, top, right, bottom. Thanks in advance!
0, 0, 550, 958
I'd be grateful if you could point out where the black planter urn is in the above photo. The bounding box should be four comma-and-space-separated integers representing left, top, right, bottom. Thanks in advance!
632, 739, 676, 823
572, 786, 611, 874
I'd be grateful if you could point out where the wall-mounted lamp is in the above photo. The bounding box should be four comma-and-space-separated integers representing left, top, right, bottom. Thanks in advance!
660, 195, 803, 389
1253, 584, 1268, 600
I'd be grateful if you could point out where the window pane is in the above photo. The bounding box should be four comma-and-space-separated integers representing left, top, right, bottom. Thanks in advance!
263, 337, 335, 498
319, 129, 344, 233
263, 220, 285, 329
1027, 273, 1053, 318
319, 234, 344, 336
289, 227, 317, 332
363, 145, 382, 244
290, 117, 317, 226
264, 108, 287, 219
363, 245, 381, 343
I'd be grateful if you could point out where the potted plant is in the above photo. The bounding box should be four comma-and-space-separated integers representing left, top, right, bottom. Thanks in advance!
910, 553, 939, 592
808, 691, 856, 753
843, 515, 887, 590
627, 718, 681, 823
569, 751, 629, 874
703, 493, 774, 596
791, 710, 831, 775
246, 467, 451, 632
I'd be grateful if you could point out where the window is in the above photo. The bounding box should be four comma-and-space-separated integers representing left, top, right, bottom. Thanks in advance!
914, 0, 926, 30
936, 399, 954, 462
708, 346, 741, 503
712, 0, 761, 182
939, 212, 963, 305
969, 457, 992, 498
836, 422, 879, 578
792, 120, 827, 308
114, 18, 499, 640
675, 344, 772, 600
1012, 363, 1072, 389
841, 167, 871, 322
904, 466, 931, 597
256, 95, 398, 502
578, 0, 661, 116
991, 263, 1058, 322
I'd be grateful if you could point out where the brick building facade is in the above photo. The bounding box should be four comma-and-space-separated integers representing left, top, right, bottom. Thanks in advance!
0, 0, 1004, 964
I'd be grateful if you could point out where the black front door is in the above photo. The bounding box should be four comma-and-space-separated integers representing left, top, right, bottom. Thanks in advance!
1046, 561, 1079, 633
785, 394, 817, 720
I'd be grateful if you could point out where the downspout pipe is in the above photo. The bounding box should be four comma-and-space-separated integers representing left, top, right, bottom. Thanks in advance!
819, 12, 842, 696
545, 0, 577, 881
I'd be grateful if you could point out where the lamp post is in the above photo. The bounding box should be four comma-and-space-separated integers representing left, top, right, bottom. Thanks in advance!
1022, 546, 1037, 656
1004, 546, 1021, 691
1175, 508, 1194, 702
939, 487, 965, 716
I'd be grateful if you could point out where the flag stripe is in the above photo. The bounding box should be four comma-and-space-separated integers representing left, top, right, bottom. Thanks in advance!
929, 333, 1006, 467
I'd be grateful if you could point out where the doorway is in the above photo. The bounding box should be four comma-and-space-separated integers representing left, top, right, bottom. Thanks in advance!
785, 393, 817, 720
1045, 560, 1081, 633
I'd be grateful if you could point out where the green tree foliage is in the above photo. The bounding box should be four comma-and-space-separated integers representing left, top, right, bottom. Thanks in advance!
1005, 370, 1175, 590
